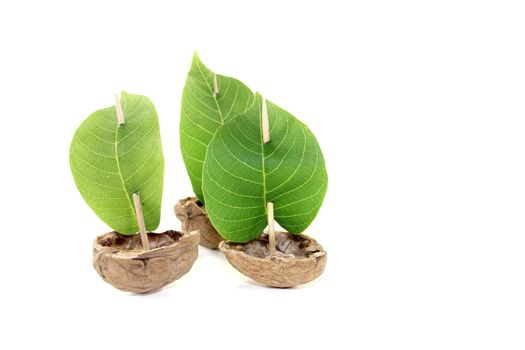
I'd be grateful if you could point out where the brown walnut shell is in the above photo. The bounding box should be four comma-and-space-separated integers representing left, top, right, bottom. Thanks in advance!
175, 197, 223, 249
219, 231, 326, 288
93, 230, 199, 293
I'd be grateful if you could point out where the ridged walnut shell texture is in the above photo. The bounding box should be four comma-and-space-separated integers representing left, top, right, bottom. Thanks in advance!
219, 231, 327, 288
93, 230, 199, 293
175, 197, 223, 249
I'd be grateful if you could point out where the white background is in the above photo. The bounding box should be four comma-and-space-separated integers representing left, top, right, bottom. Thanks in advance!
0, 0, 524, 349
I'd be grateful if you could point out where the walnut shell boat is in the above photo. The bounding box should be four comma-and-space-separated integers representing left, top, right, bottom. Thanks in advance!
93, 230, 199, 293
175, 197, 223, 249
219, 231, 326, 288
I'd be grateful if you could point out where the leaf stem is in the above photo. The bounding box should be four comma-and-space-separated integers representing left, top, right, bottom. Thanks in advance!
267, 202, 275, 256
133, 193, 150, 250
116, 94, 125, 125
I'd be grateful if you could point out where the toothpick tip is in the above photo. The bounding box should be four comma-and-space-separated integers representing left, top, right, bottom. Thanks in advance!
213, 74, 219, 97
262, 97, 270, 144
115, 94, 125, 126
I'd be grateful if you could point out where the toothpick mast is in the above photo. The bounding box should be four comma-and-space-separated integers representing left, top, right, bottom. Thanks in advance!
115, 95, 150, 250
267, 202, 276, 256
261, 96, 275, 255
133, 193, 150, 251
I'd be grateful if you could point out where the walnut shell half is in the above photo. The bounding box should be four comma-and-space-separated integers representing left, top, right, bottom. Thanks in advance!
93, 230, 199, 293
219, 231, 326, 288
175, 197, 223, 249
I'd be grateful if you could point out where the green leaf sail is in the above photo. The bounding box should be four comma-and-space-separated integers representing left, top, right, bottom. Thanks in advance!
69, 92, 164, 234
180, 53, 254, 201
202, 94, 328, 242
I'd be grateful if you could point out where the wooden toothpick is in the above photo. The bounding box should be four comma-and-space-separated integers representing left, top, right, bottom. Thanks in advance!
262, 97, 270, 144
116, 94, 125, 125
213, 74, 219, 97
267, 202, 276, 256
133, 193, 150, 250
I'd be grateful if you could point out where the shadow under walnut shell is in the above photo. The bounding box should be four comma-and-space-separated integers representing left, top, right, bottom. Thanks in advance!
219, 231, 326, 288
93, 230, 199, 293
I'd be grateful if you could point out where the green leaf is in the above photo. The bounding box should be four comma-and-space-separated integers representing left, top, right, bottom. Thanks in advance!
180, 52, 254, 201
202, 94, 328, 242
69, 92, 164, 234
